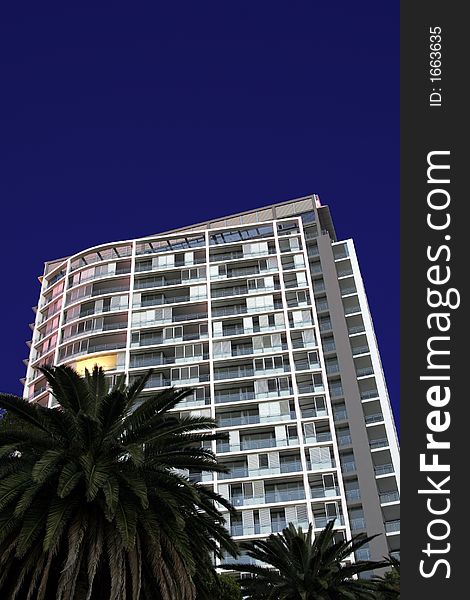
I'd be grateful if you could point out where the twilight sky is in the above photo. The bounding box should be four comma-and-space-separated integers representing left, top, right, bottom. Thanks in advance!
0, 2, 399, 426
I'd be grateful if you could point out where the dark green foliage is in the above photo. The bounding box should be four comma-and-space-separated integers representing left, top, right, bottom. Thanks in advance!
223, 520, 388, 599
373, 556, 400, 599
0, 365, 236, 600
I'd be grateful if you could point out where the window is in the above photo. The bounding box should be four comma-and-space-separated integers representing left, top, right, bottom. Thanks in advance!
174, 343, 203, 360
171, 366, 199, 381
259, 454, 269, 469
254, 356, 285, 372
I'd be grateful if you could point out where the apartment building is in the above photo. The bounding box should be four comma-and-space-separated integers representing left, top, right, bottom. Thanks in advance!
24, 194, 400, 568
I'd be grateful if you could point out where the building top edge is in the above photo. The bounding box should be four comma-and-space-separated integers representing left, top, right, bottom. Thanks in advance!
43, 193, 324, 275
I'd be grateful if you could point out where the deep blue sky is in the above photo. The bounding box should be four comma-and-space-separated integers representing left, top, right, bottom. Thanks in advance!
0, 2, 399, 426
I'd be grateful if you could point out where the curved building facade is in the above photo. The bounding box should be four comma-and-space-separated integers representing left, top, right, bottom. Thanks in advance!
24, 195, 400, 568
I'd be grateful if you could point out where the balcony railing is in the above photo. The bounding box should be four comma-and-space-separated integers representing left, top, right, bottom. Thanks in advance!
344, 305, 361, 315
350, 517, 366, 530
295, 360, 320, 372
374, 463, 394, 476
345, 489, 361, 501
135, 277, 182, 289
214, 367, 255, 381
356, 367, 374, 377
352, 346, 370, 356
264, 490, 305, 503
217, 415, 259, 428
211, 286, 247, 298
301, 408, 328, 419
379, 491, 400, 504
341, 462, 357, 473
310, 486, 340, 499
130, 354, 209, 368
361, 390, 379, 400
314, 515, 345, 529
365, 413, 384, 424
219, 467, 249, 480
369, 438, 389, 449
333, 410, 348, 422
385, 520, 400, 533
308, 460, 335, 472
214, 390, 256, 404
298, 384, 325, 395
337, 434, 352, 447
140, 294, 196, 307
244, 461, 303, 478
217, 437, 300, 453
330, 385, 344, 398
304, 432, 332, 444
348, 325, 365, 335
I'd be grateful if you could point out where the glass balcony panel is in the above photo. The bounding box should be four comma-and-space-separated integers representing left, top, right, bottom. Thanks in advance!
379, 491, 400, 503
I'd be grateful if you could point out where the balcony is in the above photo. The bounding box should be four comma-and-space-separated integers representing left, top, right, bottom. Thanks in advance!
301, 407, 328, 419
356, 367, 374, 377
135, 261, 196, 274
298, 383, 325, 395
365, 413, 384, 424
304, 432, 332, 444
314, 515, 345, 529
212, 285, 247, 299
319, 320, 332, 332
344, 305, 361, 315
350, 517, 366, 530
217, 436, 299, 453
217, 414, 260, 428
140, 294, 196, 308
66, 284, 130, 306
63, 321, 128, 342
345, 488, 361, 502
340, 285, 357, 295
333, 410, 348, 422
369, 438, 389, 450
352, 345, 370, 356
337, 434, 352, 447
322, 341, 336, 353
329, 385, 344, 398
379, 491, 400, 504
219, 467, 249, 480
245, 461, 303, 478
295, 360, 320, 372
87, 341, 126, 354
264, 489, 305, 503
374, 463, 394, 476
214, 366, 255, 381
348, 325, 365, 335
135, 276, 182, 290
361, 390, 379, 400
130, 354, 209, 369
385, 520, 400, 534
214, 389, 256, 404
310, 486, 340, 499
341, 462, 357, 473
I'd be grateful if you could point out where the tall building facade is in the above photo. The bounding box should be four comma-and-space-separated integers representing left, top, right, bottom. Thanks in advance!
24, 195, 400, 567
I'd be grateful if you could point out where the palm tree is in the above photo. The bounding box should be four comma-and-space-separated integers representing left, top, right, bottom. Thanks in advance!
373, 555, 400, 599
223, 520, 387, 599
0, 365, 236, 600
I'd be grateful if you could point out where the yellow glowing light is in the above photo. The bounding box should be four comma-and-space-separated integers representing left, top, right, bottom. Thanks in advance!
74, 354, 117, 376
